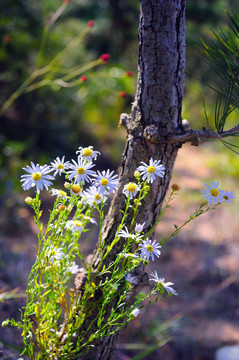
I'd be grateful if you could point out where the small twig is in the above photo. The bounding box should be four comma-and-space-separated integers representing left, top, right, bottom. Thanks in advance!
168, 124, 239, 144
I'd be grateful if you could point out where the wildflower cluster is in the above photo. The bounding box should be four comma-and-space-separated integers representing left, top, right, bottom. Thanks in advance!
3, 147, 235, 359
202, 181, 235, 204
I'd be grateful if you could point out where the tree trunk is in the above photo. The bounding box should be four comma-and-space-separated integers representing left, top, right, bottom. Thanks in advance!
77, 0, 186, 358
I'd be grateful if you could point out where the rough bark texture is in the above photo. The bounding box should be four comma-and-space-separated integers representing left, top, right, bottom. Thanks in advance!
76, 0, 186, 359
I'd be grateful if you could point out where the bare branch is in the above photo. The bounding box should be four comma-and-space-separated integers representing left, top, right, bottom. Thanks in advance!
168, 124, 239, 144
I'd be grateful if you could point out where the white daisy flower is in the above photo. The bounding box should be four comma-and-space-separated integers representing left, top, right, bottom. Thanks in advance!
122, 252, 142, 260
139, 239, 161, 261
81, 214, 98, 225
202, 181, 221, 205
118, 226, 133, 238
65, 219, 84, 233
81, 186, 107, 206
135, 222, 145, 233
67, 261, 80, 274
125, 273, 138, 285
93, 169, 119, 195
118, 226, 143, 242
50, 188, 68, 199
122, 182, 140, 199
130, 308, 140, 318
137, 158, 165, 183
50, 156, 70, 176
20, 162, 55, 193
219, 189, 235, 204
68, 157, 95, 185
76, 146, 100, 162
149, 270, 178, 296
46, 246, 64, 263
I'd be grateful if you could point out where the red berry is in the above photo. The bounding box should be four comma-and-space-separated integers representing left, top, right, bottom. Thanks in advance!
100, 54, 110, 64
87, 20, 95, 27
80, 75, 87, 82
125, 71, 134, 77
3, 34, 11, 43
119, 91, 127, 98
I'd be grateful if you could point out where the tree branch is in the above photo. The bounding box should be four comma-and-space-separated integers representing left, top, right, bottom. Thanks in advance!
167, 124, 239, 144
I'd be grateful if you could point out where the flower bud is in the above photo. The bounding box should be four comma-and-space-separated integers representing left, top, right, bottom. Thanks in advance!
25, 196, 33, 205
64, 182, 71, 190
135, 222, 145, 233
190, 213, 196, 220
130, 308, 140, 318
134, 170, 140, 178
71, 184, 82, 194
171, 183, 181, 191
67, 204, 74, 212
2, 320, 10, 327
58, 204, 66, 211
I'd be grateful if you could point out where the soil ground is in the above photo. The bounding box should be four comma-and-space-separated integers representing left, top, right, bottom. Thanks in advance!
0, 144, 239, 360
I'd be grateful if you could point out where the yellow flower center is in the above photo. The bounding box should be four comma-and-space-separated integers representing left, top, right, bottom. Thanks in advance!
82, 148, 93, 157
87, 281, 96, 298
126, 182, 137, 192
58, 190, 67, 197
57, 164, 64, 170
77, 167, 85, 175
223, 195, 229, 200
100, 178, 109, 186
74, 220, 83, 227
72, 184, 82, 194
94, 194, 101, 200
146, 245, 153, 252
32, 172, 42, 181
147, 166, 155, 174
210, 189, 219, 197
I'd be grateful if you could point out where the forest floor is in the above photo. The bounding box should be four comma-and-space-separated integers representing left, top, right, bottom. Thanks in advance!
0, 144, 239, 360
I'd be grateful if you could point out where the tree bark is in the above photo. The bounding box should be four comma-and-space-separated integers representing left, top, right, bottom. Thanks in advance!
76, 0, 186, 358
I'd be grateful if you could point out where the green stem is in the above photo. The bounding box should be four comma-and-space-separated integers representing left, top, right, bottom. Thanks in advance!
0, 66, 50, 116
145, 189, 175, 239
160, 203, 218, 246
0, 26, 90, 116
130, 179, 148, 229
61, 59, 102, 82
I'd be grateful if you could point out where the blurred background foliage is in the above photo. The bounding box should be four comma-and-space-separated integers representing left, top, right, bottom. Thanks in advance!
0, 0, 239, 216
